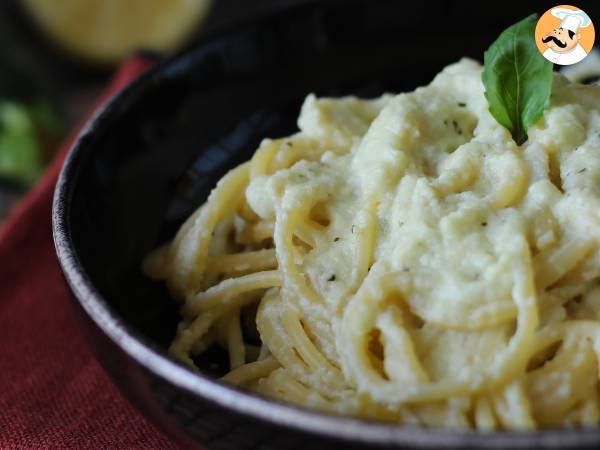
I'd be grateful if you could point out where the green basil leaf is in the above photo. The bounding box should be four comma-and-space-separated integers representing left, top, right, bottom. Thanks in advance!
482, 14, 553, 145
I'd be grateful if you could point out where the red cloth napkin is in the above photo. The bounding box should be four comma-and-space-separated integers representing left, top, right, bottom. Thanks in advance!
0, 57, 178, 450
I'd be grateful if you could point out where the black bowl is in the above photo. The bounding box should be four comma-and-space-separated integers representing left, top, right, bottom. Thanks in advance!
52, 1, 600, 448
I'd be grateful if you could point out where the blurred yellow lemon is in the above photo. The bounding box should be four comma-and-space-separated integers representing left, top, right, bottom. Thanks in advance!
22, 0, 212, 65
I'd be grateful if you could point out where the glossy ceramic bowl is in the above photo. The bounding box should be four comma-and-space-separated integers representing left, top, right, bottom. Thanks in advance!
52, 1, 600, 448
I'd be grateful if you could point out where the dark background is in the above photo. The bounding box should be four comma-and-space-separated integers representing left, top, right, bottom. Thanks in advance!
3, 0, 600, 123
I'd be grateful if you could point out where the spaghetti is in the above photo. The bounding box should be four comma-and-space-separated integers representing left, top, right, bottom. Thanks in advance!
144, 59, 600, 429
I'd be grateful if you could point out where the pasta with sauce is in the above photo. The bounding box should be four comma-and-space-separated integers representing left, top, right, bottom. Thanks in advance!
144, 59, 600, 429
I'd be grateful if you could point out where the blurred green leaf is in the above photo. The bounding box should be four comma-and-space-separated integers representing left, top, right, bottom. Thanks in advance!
0, 101, 44, 184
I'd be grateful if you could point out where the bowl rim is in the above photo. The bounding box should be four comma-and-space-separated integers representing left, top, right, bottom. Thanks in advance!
51, 26, 600, 450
